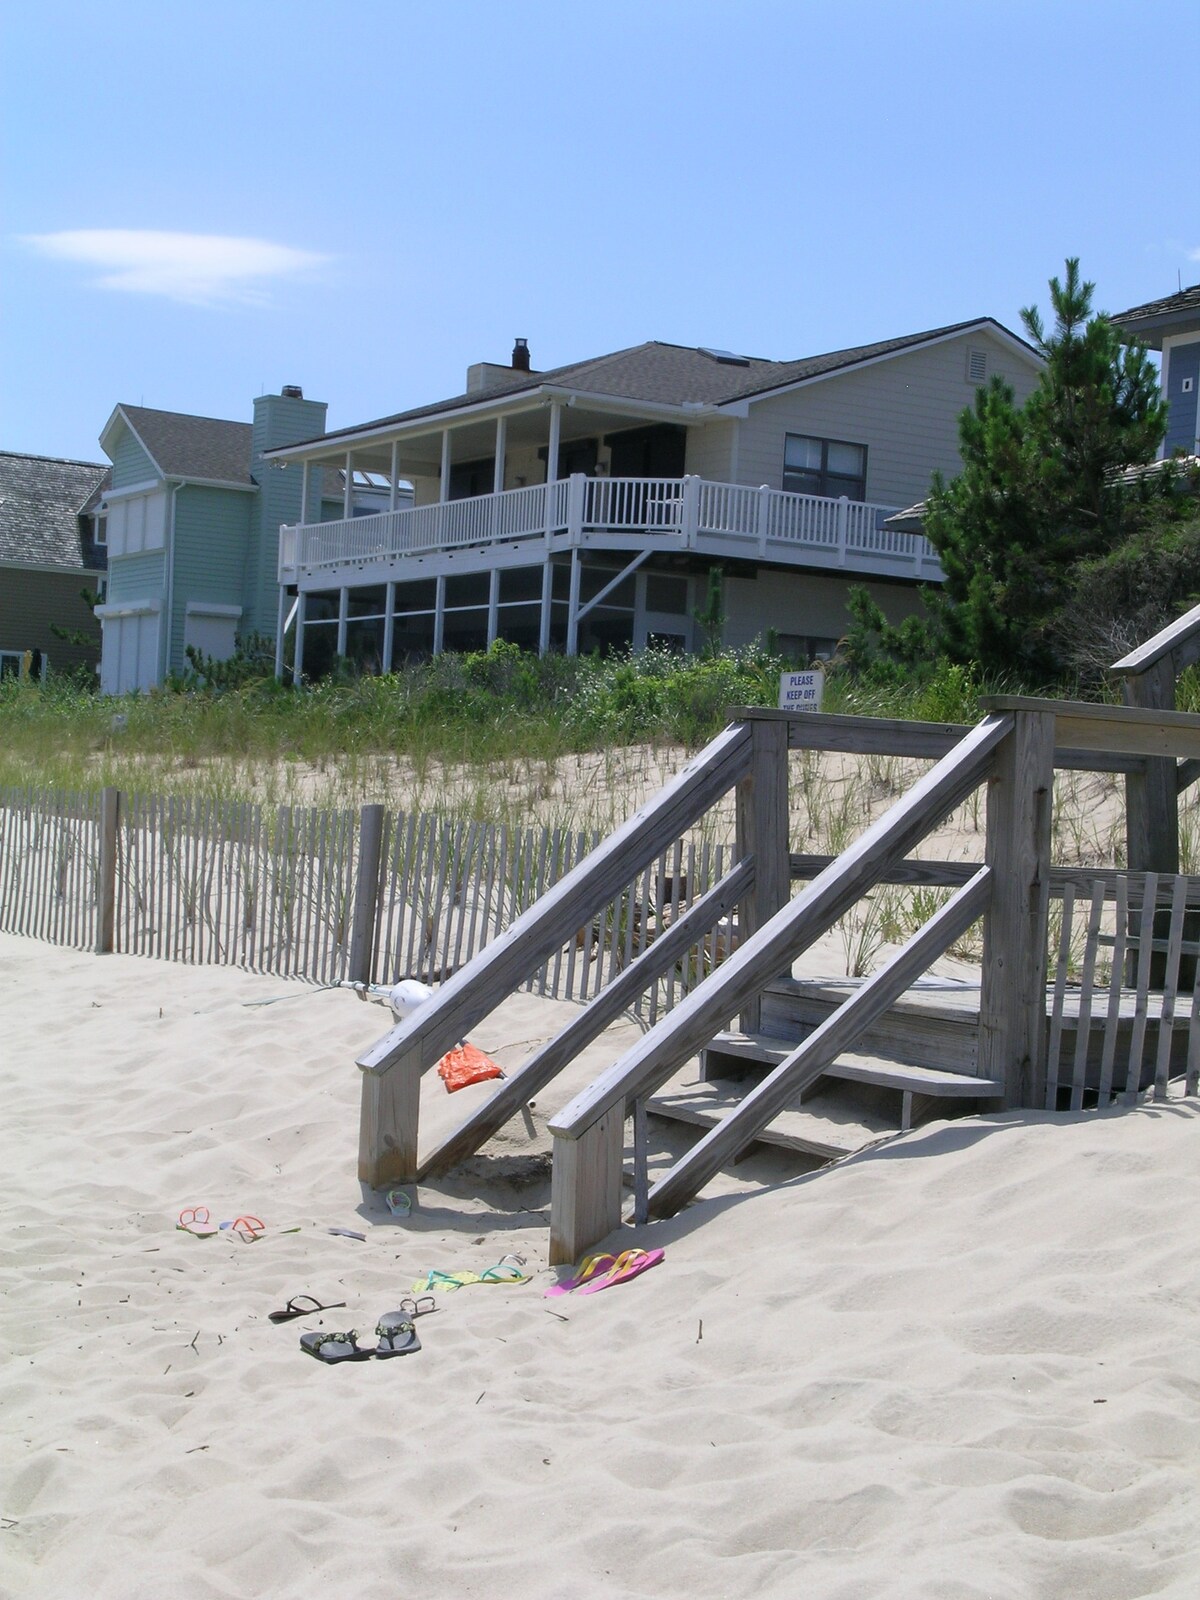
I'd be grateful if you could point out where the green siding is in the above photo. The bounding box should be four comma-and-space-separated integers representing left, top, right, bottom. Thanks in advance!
109, 424, 159, 489
107, 551, 165, 603
0, 567, 101, 670
169, 486, 253, 673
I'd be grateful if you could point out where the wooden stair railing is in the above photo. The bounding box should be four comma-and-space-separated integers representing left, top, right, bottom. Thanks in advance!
645, 869, 992, 1218
355, 720, 757, 1188
547, 712, 1015, 1263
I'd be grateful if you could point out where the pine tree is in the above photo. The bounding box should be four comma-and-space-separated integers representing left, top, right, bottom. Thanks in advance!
915, 259, 1168, 677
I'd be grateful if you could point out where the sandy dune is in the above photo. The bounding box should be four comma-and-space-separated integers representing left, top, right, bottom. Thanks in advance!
2, 930, 1198, 1599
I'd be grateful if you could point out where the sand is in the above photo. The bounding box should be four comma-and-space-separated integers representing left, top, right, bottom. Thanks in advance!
3, 928, 1199, 1600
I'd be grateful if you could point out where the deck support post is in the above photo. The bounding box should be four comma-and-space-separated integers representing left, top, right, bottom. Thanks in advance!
300, 460, 311, 524
549, 1106, 624, 1267
274, 585, 287, 680
486, 569, 500, 648
336, 587, 349, 659
359, 1051, 421, 1189
439, 431, 451, 503
292, 592, 306, 684
343, 451, 353, 519
565, 547, 582, 656
97, 786, 120, 954
735, 716, 790, 1032
433, 575, 446, 656
1124, 656, 1179, 877
389, 442, 400, 511
538, 560, 553, 656
978, 710, 1054, 1108
382, 582, 396, 673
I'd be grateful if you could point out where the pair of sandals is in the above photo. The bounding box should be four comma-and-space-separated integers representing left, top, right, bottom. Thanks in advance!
544, 1247, 664, 1298
282, 1294, 436, 1363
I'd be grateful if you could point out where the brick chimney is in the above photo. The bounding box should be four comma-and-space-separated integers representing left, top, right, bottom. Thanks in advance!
512, 337, 531, 372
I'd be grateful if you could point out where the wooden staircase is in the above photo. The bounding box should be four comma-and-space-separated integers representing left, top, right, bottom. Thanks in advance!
647, 978, 1003, 1164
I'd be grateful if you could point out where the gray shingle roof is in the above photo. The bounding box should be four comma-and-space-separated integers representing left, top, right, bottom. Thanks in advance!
290, 318, 1030, 450
1111, 284, 1200, 346
118, 405, 254, 484
0, 452, 110, 570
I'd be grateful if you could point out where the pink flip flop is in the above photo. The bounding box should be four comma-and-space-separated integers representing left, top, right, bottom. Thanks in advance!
575, 1248, 664, 1295
544, 1252, 619, 1297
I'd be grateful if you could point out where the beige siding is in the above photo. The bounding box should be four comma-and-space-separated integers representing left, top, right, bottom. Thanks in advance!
722, 568, 926, 653
0, 567, 102, 671
734, 330, 1042, 508
683, 419, 735, 479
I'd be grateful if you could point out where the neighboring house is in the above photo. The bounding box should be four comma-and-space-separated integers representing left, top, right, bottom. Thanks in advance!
1112, 283, 1200, 459
0, 451, 109, 679
95, 386, 407, 694
264, 322, 1042, 676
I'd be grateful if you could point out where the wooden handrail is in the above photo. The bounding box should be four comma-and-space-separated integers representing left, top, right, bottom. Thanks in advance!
549, 713, 1011, 1147
356, 720, 753, 1186
1110, 599, 1200, 676
646, 868, 993, 1219
418, 858, 754, 1180
979, 695, 1200, 761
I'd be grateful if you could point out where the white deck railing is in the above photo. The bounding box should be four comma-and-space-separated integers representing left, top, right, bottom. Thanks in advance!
279, 475, 941, 582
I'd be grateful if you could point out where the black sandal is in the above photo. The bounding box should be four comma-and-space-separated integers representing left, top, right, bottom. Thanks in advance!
300, 1330, 370, 1364
270, 1294, 347, 1324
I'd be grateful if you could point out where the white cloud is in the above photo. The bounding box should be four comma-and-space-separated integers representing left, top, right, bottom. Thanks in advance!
20, 229, 329, 306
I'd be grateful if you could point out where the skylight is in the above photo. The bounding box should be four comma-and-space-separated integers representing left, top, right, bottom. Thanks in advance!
699, 347, 750, 366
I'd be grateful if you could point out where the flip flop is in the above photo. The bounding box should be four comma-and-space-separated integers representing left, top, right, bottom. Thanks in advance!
575, 1248, 664, 1295
544, 1253, 619, 1297
373, 1312, 422, 1358
269, 1294, 348, 1325
299, 1330, 371, 1364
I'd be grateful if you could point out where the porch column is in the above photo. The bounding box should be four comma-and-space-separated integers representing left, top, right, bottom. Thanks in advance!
487, 568, 500, 648
299, 461, 311, 524
382, 581, 396, 673
493, 416, 507, 493
546, 401, 562, 483
336, 588, 349, 658
539, 560, 554, 656
293, 592, 306, 684
343, 451, 354, 519
433, 575, 446, 655
389, 442, 400, 512
439, 430, 452, 504
274, 586, 287, 679
566, 548, 582, 656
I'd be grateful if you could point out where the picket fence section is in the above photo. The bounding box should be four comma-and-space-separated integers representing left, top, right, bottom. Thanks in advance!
1045, 870, 1200, 1109
0, 786, 730, 1017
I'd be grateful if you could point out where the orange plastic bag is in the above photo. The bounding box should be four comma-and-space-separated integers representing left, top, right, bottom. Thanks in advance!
436, 1042, 504, 1093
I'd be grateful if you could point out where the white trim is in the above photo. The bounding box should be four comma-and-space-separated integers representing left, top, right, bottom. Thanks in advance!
725, 320, 1044, 411
185, 601, 242, 619
96, 597, 162, 619
101, 477, 162, 503
0, 559, 104, 576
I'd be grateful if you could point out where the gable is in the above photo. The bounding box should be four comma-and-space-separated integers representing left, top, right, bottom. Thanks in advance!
107, 421, 160, 490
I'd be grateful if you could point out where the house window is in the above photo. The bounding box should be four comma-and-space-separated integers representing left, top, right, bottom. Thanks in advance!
1, 649, 24, 679
783, 435, 867, 501
93, 514, 107, 545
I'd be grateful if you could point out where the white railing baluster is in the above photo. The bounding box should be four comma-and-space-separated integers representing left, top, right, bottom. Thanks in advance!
278, 476, 940, 582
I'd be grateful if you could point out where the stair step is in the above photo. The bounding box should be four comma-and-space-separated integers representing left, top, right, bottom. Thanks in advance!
647, 1079, 892, 1163
703, 1031, 1002, 1098
762, 976, 980, 1074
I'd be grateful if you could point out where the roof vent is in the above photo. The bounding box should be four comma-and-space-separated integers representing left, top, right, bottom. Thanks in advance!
512, 338, 531, 372
699, 347, 750, 366
966, 348, 987, 384
281, 384, 304, 399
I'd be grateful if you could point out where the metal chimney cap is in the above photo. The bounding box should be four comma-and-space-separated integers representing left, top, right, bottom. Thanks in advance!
281, 384, 304, 399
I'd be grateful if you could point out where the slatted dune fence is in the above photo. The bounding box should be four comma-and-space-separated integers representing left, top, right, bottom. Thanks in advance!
0, 786, 732, 1013
1045, 871, 1200, 1109
113, 794, 360, 979
0, 786, 101, 948
368, 810, 729, 1015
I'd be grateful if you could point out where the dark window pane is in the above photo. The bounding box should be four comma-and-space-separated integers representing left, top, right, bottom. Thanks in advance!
645, 575, 689, 614
445, 572, 491, 608
500, 566, 543, 603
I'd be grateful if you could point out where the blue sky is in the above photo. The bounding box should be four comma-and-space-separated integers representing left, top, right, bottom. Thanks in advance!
2, 0, 1195, 463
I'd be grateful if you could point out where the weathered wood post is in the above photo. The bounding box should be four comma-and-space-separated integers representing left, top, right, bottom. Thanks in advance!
359, 1049, 421, 1189
1122, 655, 1180, 879
977, 706, 1054, 1108
96, 786, 120, 954
349, 804, 386, 985
735, 714, 790, 1033
548, 1106, 624, 1266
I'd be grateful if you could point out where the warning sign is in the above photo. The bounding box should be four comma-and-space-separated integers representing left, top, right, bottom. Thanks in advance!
778, 668, 824, 713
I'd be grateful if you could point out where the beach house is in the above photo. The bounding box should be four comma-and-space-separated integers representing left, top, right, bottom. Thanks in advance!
1112, 282, 1200, 461
0, 451, 109, 679
264, 320, 1043, 676
94, 388, 408, 694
